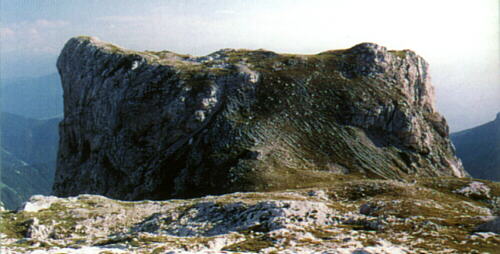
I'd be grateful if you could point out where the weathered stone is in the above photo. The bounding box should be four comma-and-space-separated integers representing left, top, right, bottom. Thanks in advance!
21, 195, 60, 212
475, 216, 500, 234
135, 200, 334, 237
53, 36, 467, 201
25, 218, 53, 240
359, 201, 385, 216
454, 181, 491, 199
2, 178, 500, 253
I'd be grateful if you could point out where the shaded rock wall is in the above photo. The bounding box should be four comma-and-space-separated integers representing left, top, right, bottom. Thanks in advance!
53, 36, 466, 200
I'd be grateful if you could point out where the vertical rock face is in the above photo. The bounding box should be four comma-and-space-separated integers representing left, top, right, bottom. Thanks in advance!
53, 36, 467, 200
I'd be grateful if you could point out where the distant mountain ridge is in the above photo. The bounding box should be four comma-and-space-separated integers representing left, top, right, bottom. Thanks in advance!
451, 113, 500, 181
0, 112, 60, 210
0, 73, 63, 209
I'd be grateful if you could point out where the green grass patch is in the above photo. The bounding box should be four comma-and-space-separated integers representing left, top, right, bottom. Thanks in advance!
0, 211, 30, 238
222, 236, 274, 252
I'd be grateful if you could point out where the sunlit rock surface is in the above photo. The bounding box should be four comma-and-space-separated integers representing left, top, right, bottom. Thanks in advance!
53, 36, 466, 201
2, 178, 499, 253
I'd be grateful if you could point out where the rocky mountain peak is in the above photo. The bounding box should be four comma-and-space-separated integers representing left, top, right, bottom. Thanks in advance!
340, 42, 390, 77
53, 36, 467, 201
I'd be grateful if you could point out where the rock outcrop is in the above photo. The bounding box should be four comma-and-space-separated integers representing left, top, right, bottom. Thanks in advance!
2, 178, 499, 253
53, 36, 467, 200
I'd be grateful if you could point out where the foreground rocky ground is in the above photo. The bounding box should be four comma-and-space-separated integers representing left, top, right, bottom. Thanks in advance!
1, 177, 499, 253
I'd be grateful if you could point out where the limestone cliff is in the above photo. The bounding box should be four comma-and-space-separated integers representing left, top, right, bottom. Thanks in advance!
53, 36, 467, 200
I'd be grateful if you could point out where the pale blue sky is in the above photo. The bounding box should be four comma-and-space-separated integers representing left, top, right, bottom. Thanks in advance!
1, 0, 499, 131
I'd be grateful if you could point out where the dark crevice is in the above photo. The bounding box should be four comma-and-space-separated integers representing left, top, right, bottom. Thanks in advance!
80, 140, 91, 163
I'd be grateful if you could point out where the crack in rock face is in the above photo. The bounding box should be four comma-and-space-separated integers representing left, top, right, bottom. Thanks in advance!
52, 36, 467, 201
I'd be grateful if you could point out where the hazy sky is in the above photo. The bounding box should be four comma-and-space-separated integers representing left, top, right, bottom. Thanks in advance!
1, 0, 498, 131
